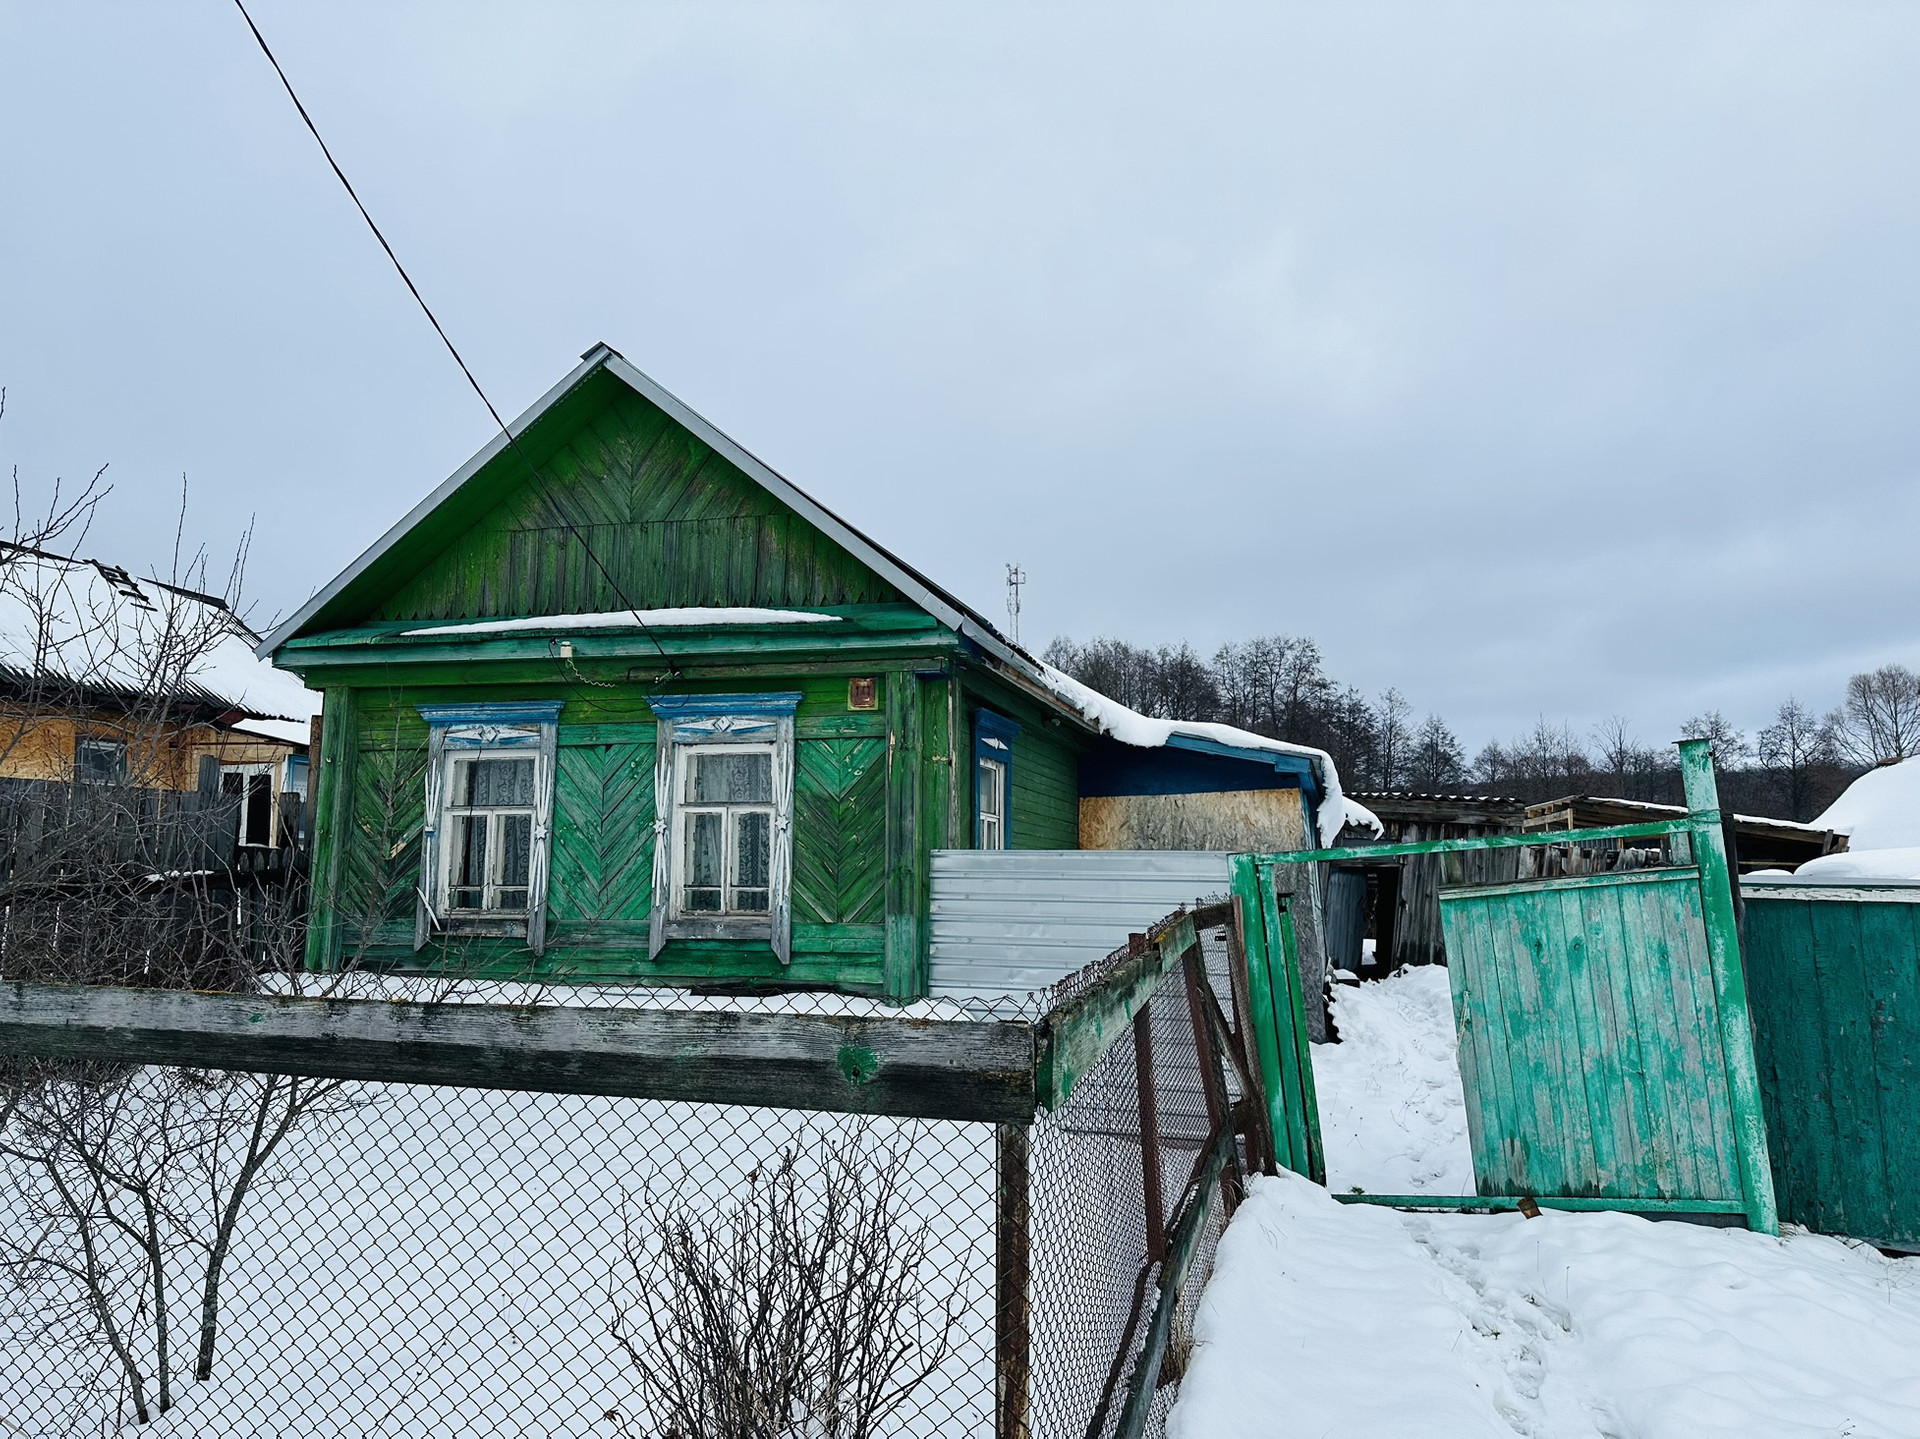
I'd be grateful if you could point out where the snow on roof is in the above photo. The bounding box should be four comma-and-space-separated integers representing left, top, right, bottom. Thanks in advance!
1814, 757, 1920, 851
1765, 847, 1920, 884
1037, 661, 1379, 847
190, 628, 323, 722
232, 716, 317, 746
1533, 794, 1840, 834
401, 607, 841, 639
0, 554, 320, 725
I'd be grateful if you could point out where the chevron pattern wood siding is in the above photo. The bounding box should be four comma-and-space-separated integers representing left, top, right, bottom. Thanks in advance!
370, 386, 902, 622
340, 743, 428, 944
792, 737, 887, 926
549, 732, 656, 939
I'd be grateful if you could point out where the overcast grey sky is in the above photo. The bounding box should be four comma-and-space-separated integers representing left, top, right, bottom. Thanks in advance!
2, 2, 1916, 753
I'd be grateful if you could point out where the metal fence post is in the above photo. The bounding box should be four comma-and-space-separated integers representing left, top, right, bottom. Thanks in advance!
995, 1122, 1032, 1439
1133, 1000, 1167, 1263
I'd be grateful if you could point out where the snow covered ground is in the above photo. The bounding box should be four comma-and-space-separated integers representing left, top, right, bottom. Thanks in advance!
1315, 963, 1475, 1198
1168, 965, 1920, 1439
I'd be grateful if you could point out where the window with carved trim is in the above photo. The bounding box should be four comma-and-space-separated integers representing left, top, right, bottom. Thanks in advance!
416, 702, 561, 953
648, 693, 799, 963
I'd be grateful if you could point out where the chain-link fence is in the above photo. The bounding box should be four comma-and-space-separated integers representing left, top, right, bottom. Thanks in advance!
0, 902, 1265, 1439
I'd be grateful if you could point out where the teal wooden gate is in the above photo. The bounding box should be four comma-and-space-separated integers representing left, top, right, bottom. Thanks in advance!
1741, 878, 1920, 1251
1233, 739, 1777, 1234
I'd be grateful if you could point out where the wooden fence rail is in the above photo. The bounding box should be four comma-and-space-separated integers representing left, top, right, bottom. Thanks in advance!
0, 981, 1038, 1124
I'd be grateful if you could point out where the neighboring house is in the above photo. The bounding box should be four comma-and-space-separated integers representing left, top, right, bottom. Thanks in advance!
262, 344, 1368, 999
0, 549, 321, 853
1522, 794, 1848, 874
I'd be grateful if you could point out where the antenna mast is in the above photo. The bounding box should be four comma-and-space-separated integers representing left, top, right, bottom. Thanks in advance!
1005, 563, 1027, 647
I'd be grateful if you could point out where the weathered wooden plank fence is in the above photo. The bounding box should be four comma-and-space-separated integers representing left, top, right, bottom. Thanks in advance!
0, 775, 247, 876
1741, 878, 1920, 1252
1234, 739, 1779, 1236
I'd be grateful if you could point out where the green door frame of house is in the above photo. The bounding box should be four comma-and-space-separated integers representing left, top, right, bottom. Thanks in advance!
1230, 739, 1779, 1235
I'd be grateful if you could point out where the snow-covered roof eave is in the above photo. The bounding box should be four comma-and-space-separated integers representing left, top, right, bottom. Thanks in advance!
398, 607, 843, 639
1036, 662, 1380, 847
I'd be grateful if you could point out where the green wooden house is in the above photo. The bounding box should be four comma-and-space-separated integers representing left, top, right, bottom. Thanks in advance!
262, 345, 1344, 1002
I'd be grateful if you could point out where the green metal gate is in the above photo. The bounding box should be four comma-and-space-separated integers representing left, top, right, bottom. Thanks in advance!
1742, 878, 1920, 1251
1232, 739, 1777, 1234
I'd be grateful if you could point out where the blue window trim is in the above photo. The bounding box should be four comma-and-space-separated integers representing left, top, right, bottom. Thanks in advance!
418, 701, 566, 729
646, 692, 801, 721
974, 709, 1020, 848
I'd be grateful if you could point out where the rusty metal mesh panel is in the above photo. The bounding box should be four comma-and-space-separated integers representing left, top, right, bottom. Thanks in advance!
1021, 921, 1244, 1439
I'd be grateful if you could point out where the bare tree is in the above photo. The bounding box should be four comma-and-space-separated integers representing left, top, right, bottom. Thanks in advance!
1408, 713, 1466, 790
1757, 698, 1840, 821
1827, 663, 1920, 767
1680, 710, 1752, 768
605, 1125, 966, 1439
1373, 688, 1413, 791
0, 433, 390, 1423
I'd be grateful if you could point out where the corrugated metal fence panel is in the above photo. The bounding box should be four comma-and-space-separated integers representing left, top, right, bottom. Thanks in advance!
1742, 881, 1920, 1250
928, 849, 1232, 999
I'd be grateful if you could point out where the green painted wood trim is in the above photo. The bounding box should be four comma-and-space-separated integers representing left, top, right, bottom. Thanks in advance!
280, 627, 965, 672
1230, 857, 1324, 1180
1241, 820, 1689, 867
1232, 856, 1289, 1171
1438, 866, 1700, 902
1113, 1121, 1236, 1439
0, 982, 1037, 1124
1331, 1193, 1749, 1216
295, 604, 948, 646
1255, 865, 1326, 1182
307, 687, 358, 972
882, 671, 923, 1002
277, 648, 964, 694
1038, 914, 1198, 1111
1680, 738, 1780, 1237
556, 722, 660, 746
916, 672, 954, 986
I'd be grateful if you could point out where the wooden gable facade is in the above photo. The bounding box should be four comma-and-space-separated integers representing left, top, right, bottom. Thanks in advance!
266, 346, 1085, 1001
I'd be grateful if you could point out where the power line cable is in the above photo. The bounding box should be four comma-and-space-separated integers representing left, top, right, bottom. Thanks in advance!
230, 0, 676, 678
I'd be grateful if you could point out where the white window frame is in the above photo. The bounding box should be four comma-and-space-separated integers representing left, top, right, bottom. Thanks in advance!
648, 693, 799, 964
976, 754, 1007, 850
438, 751, 539, 916
974, 709, 1019, 851
221, 762, 277, 848
416, 703, 561, 956
670, 742, 778, 920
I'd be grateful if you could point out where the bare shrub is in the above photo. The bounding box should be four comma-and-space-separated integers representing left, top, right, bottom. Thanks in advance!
606, 1125, 966, 1439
